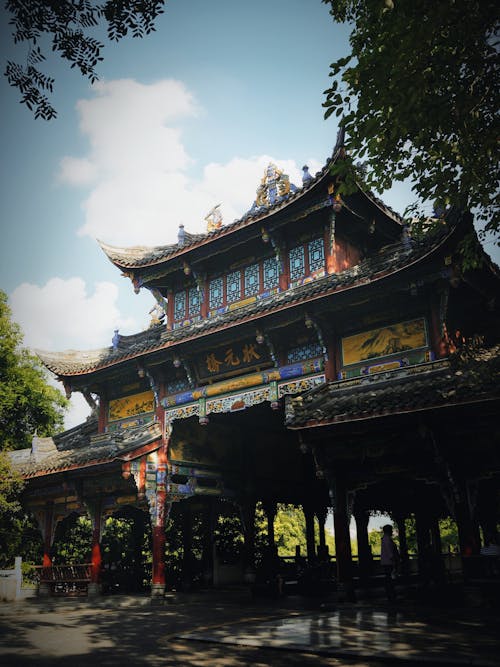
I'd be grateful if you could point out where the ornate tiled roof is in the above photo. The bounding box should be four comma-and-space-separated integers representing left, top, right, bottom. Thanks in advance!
285, 344, 500, 428
98, 148, 403, 271
98, 230, 206, 269
9, 420, 162, 478
37, 215, 461, 378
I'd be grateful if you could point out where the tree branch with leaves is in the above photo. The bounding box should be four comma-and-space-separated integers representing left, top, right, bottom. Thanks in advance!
4, 0, 166, 119
322, 0, 499, 242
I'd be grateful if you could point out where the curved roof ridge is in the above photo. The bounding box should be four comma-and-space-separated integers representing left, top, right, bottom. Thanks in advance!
97, 150, 338, 270
35, 324, 164, 372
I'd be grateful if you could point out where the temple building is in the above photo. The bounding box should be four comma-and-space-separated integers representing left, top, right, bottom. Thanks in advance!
10, 137, 500, 597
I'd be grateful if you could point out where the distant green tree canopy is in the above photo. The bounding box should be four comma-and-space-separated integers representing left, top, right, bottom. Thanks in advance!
0, 290, 67, 566
0, 290, 67, 452
4, 0, 166, 119
323, 0, 499, 241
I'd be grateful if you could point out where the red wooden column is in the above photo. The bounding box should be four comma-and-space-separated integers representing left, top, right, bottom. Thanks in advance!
325, 211, 337, 275
35, 502, 55, 597
394, 514, 409, 576
263, 501, 277, 550
97, 393, 107, 433
151, 443, 169, 597
303, 503, 316, 564
278, 241, 289, 291
42, 503, 54, 568
166, 290, 174, 330
316, 506, 328, 560
330, 473, 356, 601
354, 510, 372, 583
201, 497, 216, 586
88, 499, 103, 597
241, 499, 257, 583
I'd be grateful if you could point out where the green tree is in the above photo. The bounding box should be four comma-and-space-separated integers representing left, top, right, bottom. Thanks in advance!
0, 290, 67, 451
0, 451, 24, 566
4, 0, 166, 119
323, 0, 499, 240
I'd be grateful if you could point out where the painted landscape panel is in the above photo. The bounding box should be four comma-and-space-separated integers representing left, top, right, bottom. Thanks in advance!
342, 318, 427, 366
108, 390, 155, 422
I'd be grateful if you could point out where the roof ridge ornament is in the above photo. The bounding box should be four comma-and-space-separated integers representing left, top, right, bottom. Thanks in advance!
205, 203, 223, 232
302, 165, 313, 184
248, 163, 298, 214
177, 224, 186, 246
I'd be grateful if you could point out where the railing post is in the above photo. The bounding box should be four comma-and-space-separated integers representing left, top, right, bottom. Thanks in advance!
14, 557, 22, 600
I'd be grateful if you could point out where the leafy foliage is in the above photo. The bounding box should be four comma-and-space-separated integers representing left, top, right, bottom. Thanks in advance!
0, 451, 24, 567
4, 1, 166, 119
0, 290, 67, 451
323, 0, 499, 239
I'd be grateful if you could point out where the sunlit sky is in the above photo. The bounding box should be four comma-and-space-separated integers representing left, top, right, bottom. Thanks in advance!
0, 1, 497, 431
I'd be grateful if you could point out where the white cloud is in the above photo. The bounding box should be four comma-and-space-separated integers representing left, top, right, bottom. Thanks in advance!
58, 78, 323, 247
64, 392, 92, 430
10, 277, 136, 351
58, 157, 97, 186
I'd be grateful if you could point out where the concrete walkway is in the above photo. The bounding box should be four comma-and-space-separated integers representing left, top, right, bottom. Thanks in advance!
0, 591, 498, 666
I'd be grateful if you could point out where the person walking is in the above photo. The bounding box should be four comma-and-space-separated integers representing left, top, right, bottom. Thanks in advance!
381, 524, 400, 602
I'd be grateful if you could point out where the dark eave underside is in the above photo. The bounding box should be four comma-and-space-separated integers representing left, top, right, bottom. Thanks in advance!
285, 344, 500, 429
11, 421, 162, 478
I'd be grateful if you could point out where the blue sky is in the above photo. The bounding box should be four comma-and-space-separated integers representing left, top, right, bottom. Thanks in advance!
0, 1, 497, 430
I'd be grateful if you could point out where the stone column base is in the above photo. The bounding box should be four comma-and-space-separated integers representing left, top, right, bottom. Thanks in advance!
151, 583, 165, 598
37, 582, 51, 597
87, 582, 101, 598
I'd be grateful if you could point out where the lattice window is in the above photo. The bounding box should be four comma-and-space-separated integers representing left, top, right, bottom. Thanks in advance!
173, 290, 186, 321
244, 263, 260, 297
165, 377, 189, 395
226, 270, 241, 303
308, 238, 325, 273
188, 286, 201, 317
263, 257, 279, 290
209, 277, 224, 310
287, 342, 324, 363
289, 245, 305, 281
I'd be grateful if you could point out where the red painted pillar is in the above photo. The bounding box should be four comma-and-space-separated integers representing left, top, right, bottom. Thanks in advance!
303, 503, 316, 563
325, 336, 338, 381
166, 290, 174, 330
151, 444, 169, 597
201, 277, 209, 319
90, 503, 102, 584
325, 213, 337, 275
37, 503, 55, 597
331, 474, 356, 601
279, 241, 289, 291
98, 394, 107, 433
42, 503, 54, 568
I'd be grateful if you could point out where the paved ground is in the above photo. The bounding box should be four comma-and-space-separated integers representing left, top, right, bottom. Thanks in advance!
0, 590, 499, 667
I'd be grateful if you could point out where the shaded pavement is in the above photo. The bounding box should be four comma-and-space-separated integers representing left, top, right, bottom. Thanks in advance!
0, 591, 499, 666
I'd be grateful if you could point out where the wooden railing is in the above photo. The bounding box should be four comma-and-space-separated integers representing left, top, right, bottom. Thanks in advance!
37, 564, 93, 583
35, 564, 93, 596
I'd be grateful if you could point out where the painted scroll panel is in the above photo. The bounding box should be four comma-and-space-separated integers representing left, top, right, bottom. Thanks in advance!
341, 318, 428, 367
108, 390, 155, 422
169, 420, 233, 469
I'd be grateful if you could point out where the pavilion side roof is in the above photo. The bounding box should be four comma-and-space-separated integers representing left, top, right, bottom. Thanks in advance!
285, 343, 500, 429
9, 420, 162, 478
36, 212, 464, 379
98, 147, 403, 271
